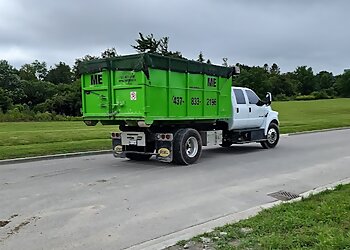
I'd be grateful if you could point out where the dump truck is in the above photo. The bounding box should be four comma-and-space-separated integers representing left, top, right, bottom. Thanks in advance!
80, 53, 279, 165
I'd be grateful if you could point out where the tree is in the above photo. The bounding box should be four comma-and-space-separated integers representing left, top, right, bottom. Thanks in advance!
335, 70, 350, 97
72, 54, 99, 80
270, 63, 280, 75
293, 66, 315, 95
0, 60, 20, 90
19, 60, 47, 81
222, 58, 228, 67
21, 80, 57, 106
0, 87, 12, 112
234, 66, 270, 97
132, 33, 160, 53
101, 47, 118, 58
206, 59, 211, 64
197, 52, 205, 62
158, 37, 169, 55
263, 63, 269, 72
44, 80, 82, 116
45, 62, 73, 84
132, 33, 183, 59
315, 71, 335, 90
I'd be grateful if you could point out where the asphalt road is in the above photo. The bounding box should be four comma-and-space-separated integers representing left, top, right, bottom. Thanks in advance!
1, 129, 350, 250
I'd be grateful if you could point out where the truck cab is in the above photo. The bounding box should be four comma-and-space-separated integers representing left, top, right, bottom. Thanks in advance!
222, 87, 279, 149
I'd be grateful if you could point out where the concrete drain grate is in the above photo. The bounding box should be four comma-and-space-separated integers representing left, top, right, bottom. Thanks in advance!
268, 190, 300, 201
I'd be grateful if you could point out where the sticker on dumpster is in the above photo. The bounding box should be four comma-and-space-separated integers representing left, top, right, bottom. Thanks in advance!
158, 148, 170, 157
130, 91, 137, 100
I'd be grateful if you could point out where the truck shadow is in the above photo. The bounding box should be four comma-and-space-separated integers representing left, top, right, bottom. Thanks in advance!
201, 145, 263, 159
112, 145, 264, 169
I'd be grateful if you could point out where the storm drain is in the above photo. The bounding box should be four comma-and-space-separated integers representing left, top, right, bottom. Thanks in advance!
268, 190, 300, 201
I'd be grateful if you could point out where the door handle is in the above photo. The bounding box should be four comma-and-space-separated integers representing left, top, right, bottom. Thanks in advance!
249, 107, 252, 112
236, 108, 239, 113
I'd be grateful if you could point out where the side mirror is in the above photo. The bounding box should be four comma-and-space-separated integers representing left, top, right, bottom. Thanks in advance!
265, 92, 272, 105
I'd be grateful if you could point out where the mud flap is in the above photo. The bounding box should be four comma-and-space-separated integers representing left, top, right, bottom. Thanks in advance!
112, 137, 126, 158
156, 140, 173, 163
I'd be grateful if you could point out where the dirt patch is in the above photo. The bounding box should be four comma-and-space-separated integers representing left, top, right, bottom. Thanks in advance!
11, 221, 30, 234
4, 216, 40, 239
0, 221, 10, 228
9, 214, 18, 219
166, 240, 215, 250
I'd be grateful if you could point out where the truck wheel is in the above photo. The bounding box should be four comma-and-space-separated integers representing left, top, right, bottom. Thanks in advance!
261, 123, 279, 149
173, 128, 202, 165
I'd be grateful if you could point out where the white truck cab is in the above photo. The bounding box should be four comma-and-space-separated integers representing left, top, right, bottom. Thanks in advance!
223, 87, 279, 149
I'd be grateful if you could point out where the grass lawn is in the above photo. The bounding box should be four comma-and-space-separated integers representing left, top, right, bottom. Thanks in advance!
0, 121, 115, 160
273, 98, 350, 134
0, 98, 350, 160
169, 184, 350, 250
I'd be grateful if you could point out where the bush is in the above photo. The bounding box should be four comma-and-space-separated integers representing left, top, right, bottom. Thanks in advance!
0, 108, 82, 122
311, 90, 333, 99
295, 95, 316, 101
274, 94, 290, 101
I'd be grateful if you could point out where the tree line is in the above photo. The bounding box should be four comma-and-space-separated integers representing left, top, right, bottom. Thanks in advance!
0, 33, 349, 121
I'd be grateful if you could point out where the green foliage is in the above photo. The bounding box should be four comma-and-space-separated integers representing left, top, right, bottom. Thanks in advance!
101, 47, 118, 58
132, 33, 160, 53
0, 59, 21, 90
222, 57, 228, 67
19, 60, 47, 81
197, 51, 205, 62
0, 87, 13, 112
335, 70, 350, 97
295, 95, 317, 101
132, 33, 183, 59
294, 66, 315, 95
45, 61, 73, 84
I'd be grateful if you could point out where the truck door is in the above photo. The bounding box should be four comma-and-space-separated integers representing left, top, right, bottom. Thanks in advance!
245, 89, 266, 128
230, 88, 250, 129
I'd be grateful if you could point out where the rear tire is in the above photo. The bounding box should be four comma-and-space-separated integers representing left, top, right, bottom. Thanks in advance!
261, 123, 279, 149
173, 128, 202, 165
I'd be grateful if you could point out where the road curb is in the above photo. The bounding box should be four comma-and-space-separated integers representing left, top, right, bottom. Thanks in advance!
286, 126, 350, 136
125, 177, 350, 250
0, 150, 111, 165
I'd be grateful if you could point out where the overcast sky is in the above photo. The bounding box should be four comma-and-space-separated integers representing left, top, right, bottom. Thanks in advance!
0, 0, 349, 74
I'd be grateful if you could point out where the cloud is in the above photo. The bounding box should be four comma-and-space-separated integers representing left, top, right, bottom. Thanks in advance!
0, 0, 349, 74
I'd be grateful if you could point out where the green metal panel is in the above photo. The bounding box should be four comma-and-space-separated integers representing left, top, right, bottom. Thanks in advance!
81, 54, 233, 125
81, 70, 111, 117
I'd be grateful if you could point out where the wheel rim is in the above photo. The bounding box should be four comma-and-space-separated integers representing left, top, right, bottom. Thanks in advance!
267, 128, 277, 144
185, 136, 198, 158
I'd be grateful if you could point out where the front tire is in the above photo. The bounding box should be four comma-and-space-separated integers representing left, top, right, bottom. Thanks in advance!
261, 123, 279, 149
173, 128, 202, 165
